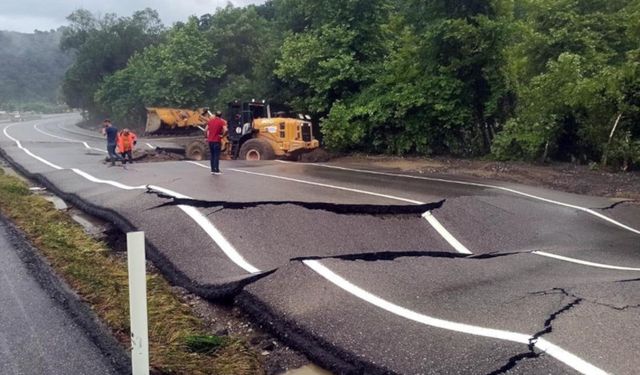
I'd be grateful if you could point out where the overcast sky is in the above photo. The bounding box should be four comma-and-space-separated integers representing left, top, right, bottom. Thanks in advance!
0, 0, 264, 33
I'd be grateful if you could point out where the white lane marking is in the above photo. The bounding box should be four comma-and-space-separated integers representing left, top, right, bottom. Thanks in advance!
4, 124, 260, 274
228, 168, 423, 204
303, 259, 608, 375
279, 161, 640, 236
422, 212, 472, 254
533, 251, 640, 271
534, 338, 609, 375
34, 123, 77, 142
3, 124, 63, 170
146, 143, 155, 149
2, 123, 617, 373
227, 166, 472, 254
187, 161, 208, 168
34, 123, 107, 153
179, 204, 259, 273
83, 141, 107, 153
70, 168, 146, 190
146, 184, 260, 274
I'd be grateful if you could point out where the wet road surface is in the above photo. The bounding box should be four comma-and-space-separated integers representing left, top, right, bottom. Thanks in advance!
0, 218, 119, 375
1, 114, 639, 374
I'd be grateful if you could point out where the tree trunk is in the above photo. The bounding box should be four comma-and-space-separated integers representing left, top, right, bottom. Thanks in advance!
476, 121, 490, 154
601, 112, 623, 167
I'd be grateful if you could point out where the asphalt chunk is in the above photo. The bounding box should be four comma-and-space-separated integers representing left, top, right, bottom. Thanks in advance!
146, 186, 445, 216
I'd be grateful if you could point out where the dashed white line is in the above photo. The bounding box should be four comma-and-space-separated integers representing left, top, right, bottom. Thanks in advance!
70, 168, 146, 191
533, 251, 640, 271
146, 143, 155, 149
34, 123, 77, 142
4, 124, 260, 274
278, 161, 640, 235
146, 184, 260, 273
1, 123, 617, 374
422, 212, 472, 254
303, 259, 608, 375
3, 124, 63, 170
228, 167, 424, 204
34, 123, 106, 153
226, 166, 473, 254
186, 161, 208, 168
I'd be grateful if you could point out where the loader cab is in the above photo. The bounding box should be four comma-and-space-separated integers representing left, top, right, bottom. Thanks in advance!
228, 99, 271, 126
225, 99, 319, 160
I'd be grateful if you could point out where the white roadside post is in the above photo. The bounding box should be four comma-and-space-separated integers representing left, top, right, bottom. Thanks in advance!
127, 231, 150, 375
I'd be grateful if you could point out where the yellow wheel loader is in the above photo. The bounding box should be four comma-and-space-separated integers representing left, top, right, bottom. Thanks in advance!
145, 107, 210, 134
145, 100, 319, 161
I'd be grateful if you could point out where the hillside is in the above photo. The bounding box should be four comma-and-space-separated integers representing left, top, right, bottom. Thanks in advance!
0, 29, 73, 110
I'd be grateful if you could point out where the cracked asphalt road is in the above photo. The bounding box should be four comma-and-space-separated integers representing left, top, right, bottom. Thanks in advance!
1, 114, 639, 374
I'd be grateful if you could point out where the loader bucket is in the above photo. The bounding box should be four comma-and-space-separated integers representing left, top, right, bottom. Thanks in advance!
145, 109, 162, 133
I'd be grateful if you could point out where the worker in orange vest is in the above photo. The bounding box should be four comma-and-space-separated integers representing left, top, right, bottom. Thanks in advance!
117, 128, 137, 165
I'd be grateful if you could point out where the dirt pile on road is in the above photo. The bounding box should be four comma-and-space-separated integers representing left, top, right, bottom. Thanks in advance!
333, 155, 640, 200
132, 149, 184, 163
299, 148, 331, 162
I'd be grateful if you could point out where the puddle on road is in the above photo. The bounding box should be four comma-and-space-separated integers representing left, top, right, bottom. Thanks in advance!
282, 364, 333, 375
42, 195, 68, 210
40, 192, 108, 236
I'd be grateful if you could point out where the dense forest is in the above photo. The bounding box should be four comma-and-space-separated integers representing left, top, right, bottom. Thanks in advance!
0, 29, 72, 112
60, 0, 640, 168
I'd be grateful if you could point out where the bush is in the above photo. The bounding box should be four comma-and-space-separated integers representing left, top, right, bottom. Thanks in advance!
491, 118, 552, 161
606, 131, 640, 171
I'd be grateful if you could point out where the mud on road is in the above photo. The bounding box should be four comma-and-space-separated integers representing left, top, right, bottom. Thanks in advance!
332, 155, 640, 200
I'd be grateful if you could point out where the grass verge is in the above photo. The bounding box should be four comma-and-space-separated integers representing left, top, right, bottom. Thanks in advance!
0, 168, 262, 375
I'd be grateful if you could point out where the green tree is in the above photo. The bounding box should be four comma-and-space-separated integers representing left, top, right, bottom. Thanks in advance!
95, 18, 224, 123
316, 0, 512, 155
275, 0, 390, 114
493, 0, 640, 166
60, 8, 164, 116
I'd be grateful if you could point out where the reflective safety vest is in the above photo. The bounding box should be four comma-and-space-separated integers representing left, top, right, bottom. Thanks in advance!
117, 132, 137, 153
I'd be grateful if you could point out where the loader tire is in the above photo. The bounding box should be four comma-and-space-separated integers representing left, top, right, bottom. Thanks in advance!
185, 140, 209, 161
239, 139, 275, 160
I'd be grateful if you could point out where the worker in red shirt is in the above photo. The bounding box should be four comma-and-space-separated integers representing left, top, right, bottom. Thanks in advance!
206, 110, 227, 175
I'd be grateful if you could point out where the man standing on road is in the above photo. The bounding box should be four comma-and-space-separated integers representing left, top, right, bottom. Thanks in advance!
228, 113, 243, 159
101, 119, 122, 166
206, 111, 227, 175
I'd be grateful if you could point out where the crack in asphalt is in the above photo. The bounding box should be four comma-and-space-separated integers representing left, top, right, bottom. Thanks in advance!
292, 251, 521, 262
593, 302, 640, 311
485, 351, 541, 375
530, 287, 640, 312
616, 277, 640, 283
487, 288, 583, 375
528, 289, 583, 341
494, 284, 640, 374
146, 186, 445, 216
591, 199, 638, 210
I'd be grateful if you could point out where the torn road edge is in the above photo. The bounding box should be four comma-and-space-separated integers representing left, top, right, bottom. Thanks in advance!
237, 290, 393, 375
0, 149, 274, 299
0, 148, 384, 375
146, 185, 445, 216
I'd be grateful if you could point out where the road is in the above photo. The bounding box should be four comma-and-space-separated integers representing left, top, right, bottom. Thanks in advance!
0, 217, 120, 375
1, 114, 639, 374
